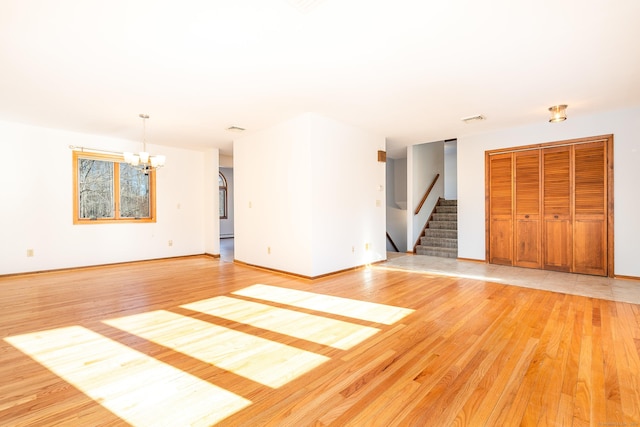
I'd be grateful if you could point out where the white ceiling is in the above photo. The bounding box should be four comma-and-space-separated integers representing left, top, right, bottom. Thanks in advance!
1, 0, 639, 158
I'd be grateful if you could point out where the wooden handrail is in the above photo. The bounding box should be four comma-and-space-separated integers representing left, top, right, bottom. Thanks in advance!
414, 173, 440, 215
386, 232, 400, 252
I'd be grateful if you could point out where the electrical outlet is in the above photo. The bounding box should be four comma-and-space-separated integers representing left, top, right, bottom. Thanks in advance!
168, 240, 173, 247
26, 249, 34, 257
352, 246, 355, 253
365, 243, 370, 251
267, 246, 271, 254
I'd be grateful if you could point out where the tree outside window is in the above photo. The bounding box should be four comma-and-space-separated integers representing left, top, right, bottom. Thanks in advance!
73, 151, 156, 224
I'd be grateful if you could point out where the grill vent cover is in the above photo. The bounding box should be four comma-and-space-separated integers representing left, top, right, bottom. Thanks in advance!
461, 115, 485, 123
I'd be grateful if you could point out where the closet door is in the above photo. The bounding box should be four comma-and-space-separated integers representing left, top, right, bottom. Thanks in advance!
542, 146, 572, 272
513, 150, 541, 268
573, 141, 607, 276
488, 153, 513, 265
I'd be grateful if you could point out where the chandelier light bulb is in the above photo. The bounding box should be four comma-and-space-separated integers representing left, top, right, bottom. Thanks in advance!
123, 114, 165, 174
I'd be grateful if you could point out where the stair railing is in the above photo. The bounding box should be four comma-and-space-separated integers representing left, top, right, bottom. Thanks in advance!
386, 232, 400, 252
414, 173, 440, 215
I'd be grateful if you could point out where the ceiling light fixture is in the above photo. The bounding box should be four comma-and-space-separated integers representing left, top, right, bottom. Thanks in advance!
461, 114, 485, 123
548, 104, 568, 122
226, 126, 246, 132
124, 114, 166, 175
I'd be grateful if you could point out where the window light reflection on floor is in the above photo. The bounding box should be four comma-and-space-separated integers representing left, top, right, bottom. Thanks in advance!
104, 310, 330, 388
232, 284, 415, 325
373, 264, 506, 283
182, 296, 380, 350
5, 326, 250, 427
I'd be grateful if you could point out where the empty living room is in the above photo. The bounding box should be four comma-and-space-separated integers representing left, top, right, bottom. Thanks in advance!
2, 0, 640, 425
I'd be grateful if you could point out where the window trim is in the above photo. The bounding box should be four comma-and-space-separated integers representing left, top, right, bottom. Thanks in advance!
73, 151, 157, 224
219, 171, 228, 219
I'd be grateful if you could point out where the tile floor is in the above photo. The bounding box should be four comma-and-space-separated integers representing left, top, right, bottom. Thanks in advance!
220, 238, 640, 304
381, 252, 640, 305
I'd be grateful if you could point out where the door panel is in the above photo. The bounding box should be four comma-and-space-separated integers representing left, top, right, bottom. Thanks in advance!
515, 220, 540, 267
489, 154, 513, 265
573, 219, 606, 275
489, 155, 513, 216
543, 220, 571, 272
573, 141, 607, 276
542, 146, 572, 272
490, 218, 513, 265
513, 150, 541, 268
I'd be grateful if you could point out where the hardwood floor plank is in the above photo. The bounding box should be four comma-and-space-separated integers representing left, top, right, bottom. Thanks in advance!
396, 298, 516, 425
612, 302, 640, 422
1, 256, 639, 426
491, 292, 556, 426
462, 288, 545, 425
532, 294, 585, 426
328, 289, 500, 425
600, 300, 624, 423
553, 296, 585, 426
574, 298, 594, 425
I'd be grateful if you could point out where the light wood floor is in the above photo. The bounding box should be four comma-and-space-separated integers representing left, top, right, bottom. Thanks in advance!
1, 256, 639, 426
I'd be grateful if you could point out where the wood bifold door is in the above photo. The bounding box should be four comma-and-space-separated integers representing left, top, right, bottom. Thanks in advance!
486, 135, 613, 277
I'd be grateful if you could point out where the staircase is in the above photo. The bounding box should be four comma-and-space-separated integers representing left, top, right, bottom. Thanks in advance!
415, 198, 458, 258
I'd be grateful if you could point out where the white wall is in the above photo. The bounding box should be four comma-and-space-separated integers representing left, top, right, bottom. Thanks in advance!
0, 120, 211, 275
385, 158, 407, 252
219, 167, 234, 238
407, 141, 445, 251
393, 158, 408, 209
234, 114, 314, 275
444, 140, 458, 200
457, 105, 640, 277
203, 149, 221, 256
233, 113, 385, 277
309, 114, 386, 275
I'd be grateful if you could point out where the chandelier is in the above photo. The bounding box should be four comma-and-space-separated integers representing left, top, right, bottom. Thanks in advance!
123, 114, 166, 174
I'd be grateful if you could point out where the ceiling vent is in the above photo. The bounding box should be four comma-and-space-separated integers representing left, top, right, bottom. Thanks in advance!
461, 114, 485, 123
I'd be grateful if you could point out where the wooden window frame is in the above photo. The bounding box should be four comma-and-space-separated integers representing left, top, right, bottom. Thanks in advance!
219, 172, 228, 219
73, 151, 157, 224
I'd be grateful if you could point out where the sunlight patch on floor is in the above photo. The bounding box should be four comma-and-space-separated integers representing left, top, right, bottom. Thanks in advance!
233, 284, 415, 325
5, 326, 250, 427
182, 296, 380, 350
104, 310, 329, 388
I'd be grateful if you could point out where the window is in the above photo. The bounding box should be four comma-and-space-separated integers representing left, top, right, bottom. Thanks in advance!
219, 172, 227, 219
73, 151, 156, 224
